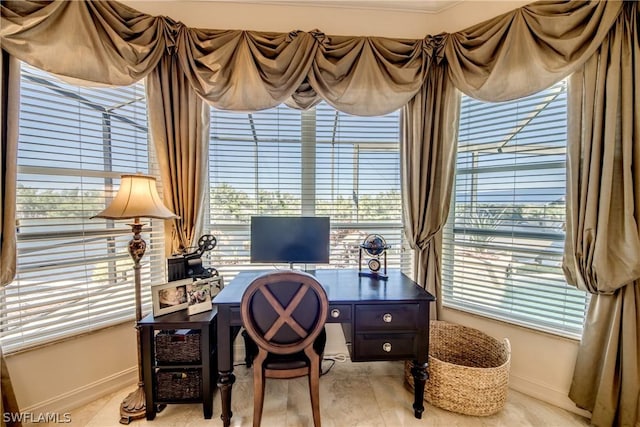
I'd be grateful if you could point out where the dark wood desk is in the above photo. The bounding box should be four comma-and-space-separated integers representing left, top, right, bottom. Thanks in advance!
212, 268, 435, 426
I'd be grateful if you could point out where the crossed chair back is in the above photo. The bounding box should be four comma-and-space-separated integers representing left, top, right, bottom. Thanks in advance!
241, 270, 329, 427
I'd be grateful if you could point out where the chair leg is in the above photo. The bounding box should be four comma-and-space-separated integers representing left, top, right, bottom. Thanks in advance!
253, 351, 267, 427
306, 350, 322, 427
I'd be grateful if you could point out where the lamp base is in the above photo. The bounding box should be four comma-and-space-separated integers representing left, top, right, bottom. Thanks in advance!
119, 383, 146, 424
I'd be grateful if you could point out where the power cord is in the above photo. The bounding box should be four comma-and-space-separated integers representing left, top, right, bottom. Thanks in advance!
321, 353, 349, 376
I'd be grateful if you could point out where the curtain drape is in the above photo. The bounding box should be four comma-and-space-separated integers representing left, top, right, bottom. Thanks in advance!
563, 3, 640, 426
307, 35, 427, 116
175, 27, 319, 112
400, 40, 459, 317
174, 28, 430, 116
146, 53, 210, 255
0, 51, 19, 287
443, 0, 624, 101
0, 0, 168, 86
0, 49, 21, 426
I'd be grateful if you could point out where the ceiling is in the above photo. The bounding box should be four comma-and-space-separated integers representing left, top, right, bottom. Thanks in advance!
193, 0, 463, 14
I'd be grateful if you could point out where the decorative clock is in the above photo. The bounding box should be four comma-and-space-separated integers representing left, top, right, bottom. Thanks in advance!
358, 234, 390, 279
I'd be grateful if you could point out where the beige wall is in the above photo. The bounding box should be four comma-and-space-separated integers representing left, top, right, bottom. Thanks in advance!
440, 309, 589, 417
5, 323, 137, 414
6, 0, 587, 420
120, 0, 531, 38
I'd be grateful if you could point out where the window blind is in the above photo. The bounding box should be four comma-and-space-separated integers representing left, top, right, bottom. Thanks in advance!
442, 80, 588, 337
0, 63, 165, 352
208, 103, 411, 280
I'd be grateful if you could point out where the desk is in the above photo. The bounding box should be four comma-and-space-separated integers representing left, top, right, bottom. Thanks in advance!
213, 269, 435, 426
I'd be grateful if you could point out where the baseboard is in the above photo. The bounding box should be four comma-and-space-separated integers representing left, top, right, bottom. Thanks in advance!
20, 367, 137, 425
509, 373, 591, 418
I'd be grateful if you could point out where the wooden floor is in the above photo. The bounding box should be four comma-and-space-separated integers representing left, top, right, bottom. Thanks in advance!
56, 360, 590, 426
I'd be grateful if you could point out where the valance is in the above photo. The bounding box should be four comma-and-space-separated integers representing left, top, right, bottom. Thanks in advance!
445, 0, 624, 101
305, 35, 428, 115
175, 27, 318, 111
0, 0, 168, 85
0, 1, 626, 113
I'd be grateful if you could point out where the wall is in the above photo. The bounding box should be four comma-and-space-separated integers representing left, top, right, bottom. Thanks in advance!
120, 0, 531, 39
5, 323, 137, 415
441, 309, 589, 417
5, 0, 588, 420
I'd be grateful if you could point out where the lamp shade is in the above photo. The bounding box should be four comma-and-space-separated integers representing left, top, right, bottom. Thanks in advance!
92, 174, 178, 220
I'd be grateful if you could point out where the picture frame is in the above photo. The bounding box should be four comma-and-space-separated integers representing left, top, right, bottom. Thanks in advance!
208, 275, 225, 298
151, 278, 191, 317
186, 277, 217, 315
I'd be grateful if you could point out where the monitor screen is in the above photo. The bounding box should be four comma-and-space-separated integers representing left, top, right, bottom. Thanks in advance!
250, 216, 330, 265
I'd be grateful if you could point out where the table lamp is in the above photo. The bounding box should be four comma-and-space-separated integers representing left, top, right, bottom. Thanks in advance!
92, 173, 178, 424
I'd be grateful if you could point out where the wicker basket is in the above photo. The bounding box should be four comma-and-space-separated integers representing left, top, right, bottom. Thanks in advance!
155, 329, 201, 363
404, 320, 511, 416
156, 369, 202, 400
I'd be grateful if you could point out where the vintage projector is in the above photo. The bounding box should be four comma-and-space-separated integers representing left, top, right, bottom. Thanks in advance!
168, 234, 219, 281
358, 234, 390, 279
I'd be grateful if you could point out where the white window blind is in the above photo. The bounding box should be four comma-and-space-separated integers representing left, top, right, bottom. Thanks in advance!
442, 80, 588, 337
0, 63, 165, 352
208, 103, 411, 280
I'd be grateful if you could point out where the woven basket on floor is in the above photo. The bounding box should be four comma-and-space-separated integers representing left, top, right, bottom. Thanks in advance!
405, 320, 511, 416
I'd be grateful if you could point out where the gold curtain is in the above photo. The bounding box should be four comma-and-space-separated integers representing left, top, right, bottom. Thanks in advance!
146, 52, 210, 255
444, 0, 623, 101
0, 1, 168, 85
173, 28, 429, 116
564, 4, 640, 426
175, 27, 319, 111
0, 50, 18, 287
307, 35, 427, 116
400, 36, 459, 316
0, 49, 21, 426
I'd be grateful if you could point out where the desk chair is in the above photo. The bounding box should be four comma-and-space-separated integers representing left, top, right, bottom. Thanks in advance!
240, 270, 329, 427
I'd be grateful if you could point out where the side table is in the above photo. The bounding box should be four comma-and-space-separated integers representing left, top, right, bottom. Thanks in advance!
138, 308, 217, 419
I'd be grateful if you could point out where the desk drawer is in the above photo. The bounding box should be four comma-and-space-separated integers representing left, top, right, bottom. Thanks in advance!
355, 304, 419, 331
353, 333, 415, 361
327, 304, 351, 323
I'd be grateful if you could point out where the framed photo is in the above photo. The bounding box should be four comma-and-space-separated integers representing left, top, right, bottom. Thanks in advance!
187, 278, 215, 315
209, 275, 224, 298
151, 279, 191, 317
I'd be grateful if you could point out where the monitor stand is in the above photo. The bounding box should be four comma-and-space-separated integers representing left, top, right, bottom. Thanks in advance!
288, 262, 316, 275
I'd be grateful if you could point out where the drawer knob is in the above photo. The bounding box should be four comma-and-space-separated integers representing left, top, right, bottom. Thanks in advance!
382, 342, 392, 352
331, 309, 341, 318
383, 313, 392, 323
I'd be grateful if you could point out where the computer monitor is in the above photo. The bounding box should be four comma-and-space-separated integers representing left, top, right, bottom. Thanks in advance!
250, 216, 330, 267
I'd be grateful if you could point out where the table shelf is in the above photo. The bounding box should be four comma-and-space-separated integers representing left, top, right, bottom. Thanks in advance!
138, 308, 218, 420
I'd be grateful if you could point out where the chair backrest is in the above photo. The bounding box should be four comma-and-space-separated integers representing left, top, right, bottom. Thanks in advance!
241, 270, 328, 355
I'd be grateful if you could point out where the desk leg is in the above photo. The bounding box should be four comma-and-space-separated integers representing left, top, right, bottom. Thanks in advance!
217, 307, 235, 427
218, 370, 235, 426
411, 360, 428, 419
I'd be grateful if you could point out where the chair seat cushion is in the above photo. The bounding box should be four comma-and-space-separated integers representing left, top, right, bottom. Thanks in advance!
258, 327, 327, 371
264, 353, 309, 370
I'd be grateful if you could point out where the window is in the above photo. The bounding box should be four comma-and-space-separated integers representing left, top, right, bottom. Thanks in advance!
0, 63, 165, 352
442, 80, 588, 337
208, 103, 411, 279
